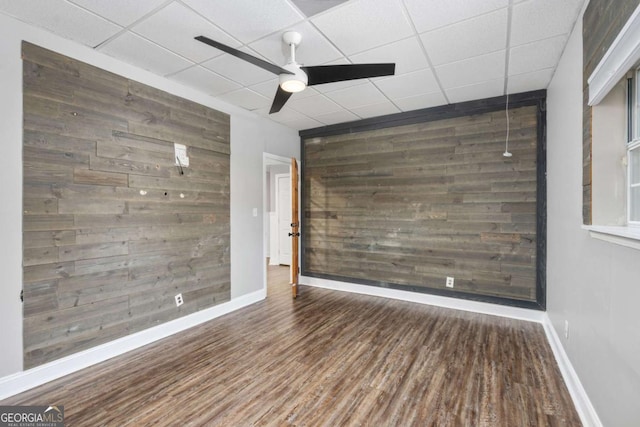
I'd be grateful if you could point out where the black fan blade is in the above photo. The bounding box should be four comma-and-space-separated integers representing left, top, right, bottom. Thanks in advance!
195, 36, 293, 76
269, 86, 293, 114
301, 63, 395, 86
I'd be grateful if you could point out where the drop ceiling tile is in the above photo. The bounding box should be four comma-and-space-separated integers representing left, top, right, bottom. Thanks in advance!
315, 109, 360, 125
375, 68, 440, 100
0, 0, 122, 47
249, 21, 342, 67
421, 8, 507, 66
311, 0, 414, 55
508, 35, 567, 76
182, 0, 304, 44
270, 108, 323, 130
202, 48, 276, 86
287, 94, 343, 116
394, 91, 448, 111
68, 0, 166, 27
507, 68, 554, 93
404, 0, 507, 33
99, 31, 193, 75
446, 79, 504, 104
217, 88, 271, 111
170, 66, 241, 96
351, 101, 400, 119
132, 2, 240, 63
510, 0, 584, 46
325, 82, 388, 109
435, 50, 505, 89
350, 37, 429, 76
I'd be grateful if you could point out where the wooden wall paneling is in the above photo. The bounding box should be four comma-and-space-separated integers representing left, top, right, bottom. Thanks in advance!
301, 93, 545, 308
21, 42, 230, 368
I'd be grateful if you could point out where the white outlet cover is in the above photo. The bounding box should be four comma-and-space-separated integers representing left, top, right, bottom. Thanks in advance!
174, 143, 189, 167
175, 293, 184, 307
446, 277, 455, 288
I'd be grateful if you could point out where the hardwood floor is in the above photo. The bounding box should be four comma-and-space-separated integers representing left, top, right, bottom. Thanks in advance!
2, 264, 581, 426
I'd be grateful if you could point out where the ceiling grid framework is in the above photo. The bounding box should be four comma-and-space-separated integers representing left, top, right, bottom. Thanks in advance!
0, 0, 585, 130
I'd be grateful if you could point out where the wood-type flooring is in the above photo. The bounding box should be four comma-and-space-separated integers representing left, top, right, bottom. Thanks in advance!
2, 264, 581, 426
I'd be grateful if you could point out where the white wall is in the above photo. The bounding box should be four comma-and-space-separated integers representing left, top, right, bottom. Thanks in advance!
0, 13, 299, 377
547, 11, 640, 427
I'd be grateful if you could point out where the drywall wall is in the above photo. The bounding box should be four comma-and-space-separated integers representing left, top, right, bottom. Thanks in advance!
547, 11, 640, 426
0, 13, 299, 377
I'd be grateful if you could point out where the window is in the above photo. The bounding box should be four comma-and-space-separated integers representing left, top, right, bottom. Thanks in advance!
627, 68, 640, 224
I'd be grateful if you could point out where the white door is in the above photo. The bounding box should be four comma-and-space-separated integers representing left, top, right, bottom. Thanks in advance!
276, 173, 292, 265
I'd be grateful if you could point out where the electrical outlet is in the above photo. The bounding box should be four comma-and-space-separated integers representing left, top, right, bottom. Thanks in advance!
446, 276, 454, 288
564, 320, 569, 339
175, 293, 184, 307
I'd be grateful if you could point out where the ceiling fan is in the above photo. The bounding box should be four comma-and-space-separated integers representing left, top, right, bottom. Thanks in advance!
195, 32, 396, 114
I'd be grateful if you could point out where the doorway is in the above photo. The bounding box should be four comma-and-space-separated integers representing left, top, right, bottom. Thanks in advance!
263, 153, 293, 295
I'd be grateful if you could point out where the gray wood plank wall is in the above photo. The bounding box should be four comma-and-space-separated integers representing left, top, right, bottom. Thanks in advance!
582, 0, 640, 224
22, 42, 231, 368
303, 106, 538, 302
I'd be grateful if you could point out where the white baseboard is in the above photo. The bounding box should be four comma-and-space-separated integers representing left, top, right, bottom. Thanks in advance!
542, 314, 603, 427
0, 289, 266, 401
299, 275, 545, 323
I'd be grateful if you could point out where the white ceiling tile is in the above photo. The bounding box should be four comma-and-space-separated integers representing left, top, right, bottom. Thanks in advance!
248, 79, 281, 98
315, 109, 360, 125
350, 37, 429, 76
509, 35, 567, 76
287, 94, 342, 116
68, 0, 166, 27
202, 48, 276, 86
446, 79, 504, 104
351, 101, 400, 119
132, 2, 240, 63
270, 108, 323, 130
0, 0, 121, 47
394, 92, 448, 111
510, 0, 584, 46
182, 0, 304, 44
375, 68, 440, 99
404, 0, 507, 33
507, 68, 554, 93
435, 50, 505, 89
249, 21, 342, 67
217, 88, 271, 111
311, 0, 414, 55
99, 31, 193, 75
421, 9, 507, 66
169, 66, 241, 96
325, 82, 388, 109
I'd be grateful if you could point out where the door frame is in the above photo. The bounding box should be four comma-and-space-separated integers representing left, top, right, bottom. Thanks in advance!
262, 153, 294, 294
274, 172, 291, 266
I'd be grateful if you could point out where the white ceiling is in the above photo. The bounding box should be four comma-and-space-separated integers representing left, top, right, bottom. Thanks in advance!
0, 0, 585, 131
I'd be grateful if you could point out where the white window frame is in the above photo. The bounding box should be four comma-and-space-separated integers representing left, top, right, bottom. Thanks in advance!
627, 69, 640, 225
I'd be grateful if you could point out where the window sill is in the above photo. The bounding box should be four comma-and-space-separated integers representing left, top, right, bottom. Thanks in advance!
582, 225, 640, 250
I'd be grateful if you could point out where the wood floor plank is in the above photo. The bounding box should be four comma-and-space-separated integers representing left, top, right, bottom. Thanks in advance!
1, 265, 581, 426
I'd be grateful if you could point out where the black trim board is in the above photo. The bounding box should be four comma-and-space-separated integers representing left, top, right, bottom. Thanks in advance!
300, 89, 546, 139
299, 90, 547, 311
